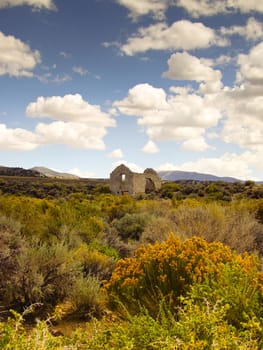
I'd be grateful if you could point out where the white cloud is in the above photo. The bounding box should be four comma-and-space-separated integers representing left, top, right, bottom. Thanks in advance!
220, 17, 263, 41
214, 55, 233, 66
169, 86, 193, 95
220, 85, 263, 152
113, 83, 169, 114
72, 66, 89, 76
214, 42, 263, 155
0, 31, 41, 77
142, 140, 159, 153
158, 152, 259, 180
116, 0, 263, 19
120, 20, 226, 56
112, 160, 143, 173
177, 0, 263, 18
68, 168, 96, 178
26, 94, 115, 126
25, 94, 116, 150
163, 52, 222, 93
113, 83, 221, 150
109, 148, 124, 158
115, 0, 171, 20
0, 0, 56, 10
222, 115, 263, 152
35, 121, 107, 150
236, 41, 263, 84
0, 94, 115, 151
182, 137, 212, 152
0, 124, 38, 150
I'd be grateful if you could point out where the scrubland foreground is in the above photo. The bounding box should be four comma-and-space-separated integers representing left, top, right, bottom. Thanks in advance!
0, 181, 262, 349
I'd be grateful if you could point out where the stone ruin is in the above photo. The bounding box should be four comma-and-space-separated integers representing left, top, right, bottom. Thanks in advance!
109, 164, 162, 196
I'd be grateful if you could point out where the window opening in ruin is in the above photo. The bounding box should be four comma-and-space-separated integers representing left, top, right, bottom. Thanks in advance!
121, 174, 126, 183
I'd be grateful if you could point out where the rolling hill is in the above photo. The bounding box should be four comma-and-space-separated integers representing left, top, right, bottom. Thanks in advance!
158, 170, 241, 183
31, 167, 79, 179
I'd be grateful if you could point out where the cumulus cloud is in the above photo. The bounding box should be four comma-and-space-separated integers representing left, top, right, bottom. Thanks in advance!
113, 83, 221, 151
120, 20, 227, 56
0, 0, 56, 10
35, 121, 107, 150
182, 137, 212, 152
26, 94, 116, 149
26, 94, 115, 126
113, 83, 169, 114
214, 41, 263, 154
220, 85, 263, 152
116, 0, 263, 19
109, 148, 124, 158
163, 52, 222, 93
142, 140, 159, 153
0, 124, 38, 150
0, 31, 41, 77
177, 0, 263, 18
236, 41, 263, 84
158, 152, 259, 180
115, 0, 171, 20
220, 17, 263, 41
1, 94, 116, 151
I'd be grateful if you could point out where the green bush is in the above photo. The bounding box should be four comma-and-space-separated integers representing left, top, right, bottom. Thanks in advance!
112, 213, 148, 241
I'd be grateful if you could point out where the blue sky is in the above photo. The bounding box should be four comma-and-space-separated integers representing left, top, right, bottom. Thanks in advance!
0, 0, 263, 180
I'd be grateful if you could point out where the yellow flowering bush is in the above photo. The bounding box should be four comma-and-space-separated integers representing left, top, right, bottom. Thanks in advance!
105, 235, 262, 316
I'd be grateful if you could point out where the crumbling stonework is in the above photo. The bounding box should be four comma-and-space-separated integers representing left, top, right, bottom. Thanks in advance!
110, 164, 162, 196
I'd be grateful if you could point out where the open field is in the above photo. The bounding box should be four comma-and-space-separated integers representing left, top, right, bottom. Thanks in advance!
0, 176, 262, 348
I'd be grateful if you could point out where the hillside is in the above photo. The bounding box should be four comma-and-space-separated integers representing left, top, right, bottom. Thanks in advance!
0, 166, 43, 177
31, 166, 79, 179
158, 170, 240, 182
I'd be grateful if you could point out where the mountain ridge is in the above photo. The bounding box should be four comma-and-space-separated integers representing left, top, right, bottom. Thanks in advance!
31, 167, 79, 179
158, 170, 241, 183
0, 165, 78, 179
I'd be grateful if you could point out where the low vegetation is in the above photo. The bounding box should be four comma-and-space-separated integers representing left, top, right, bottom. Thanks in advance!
0, 177, 262, 348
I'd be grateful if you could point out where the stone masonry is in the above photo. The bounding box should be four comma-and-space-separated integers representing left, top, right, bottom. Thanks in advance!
109, 164, 162, 196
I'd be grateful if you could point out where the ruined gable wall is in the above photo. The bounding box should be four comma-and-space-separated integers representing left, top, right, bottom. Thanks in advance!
110, 165, 135, 195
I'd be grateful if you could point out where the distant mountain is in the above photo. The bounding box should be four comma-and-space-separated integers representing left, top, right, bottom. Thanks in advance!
158, 170, 241, 183
0, 166, 43, 177
31, 167, 79, 179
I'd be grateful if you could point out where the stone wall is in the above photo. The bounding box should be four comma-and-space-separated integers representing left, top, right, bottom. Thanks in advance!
109, 164, 161, 196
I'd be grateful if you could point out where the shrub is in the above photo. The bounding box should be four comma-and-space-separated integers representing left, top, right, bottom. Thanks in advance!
112, 213, 148, 241
0, 310, 64, 350
140, 216, 175, 244
54, 275, 105, 320
74, 243, 116, 280
84, 300, 262, 349
105, 236, 262, 317
189, 261, 263, 330
0, 238, 81, 313
172, 201, 263, 254
172, 297, 260, 349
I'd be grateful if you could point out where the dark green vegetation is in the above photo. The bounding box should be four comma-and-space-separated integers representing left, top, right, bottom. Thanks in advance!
0, 176, 262, 349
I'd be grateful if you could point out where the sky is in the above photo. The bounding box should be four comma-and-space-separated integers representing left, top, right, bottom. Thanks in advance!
0, 0, 263, 180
